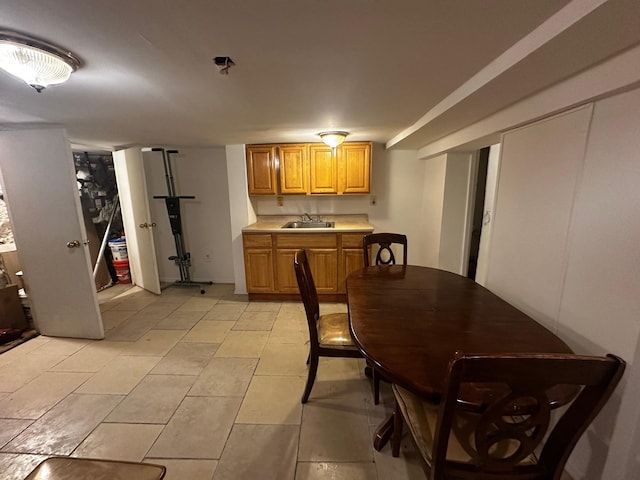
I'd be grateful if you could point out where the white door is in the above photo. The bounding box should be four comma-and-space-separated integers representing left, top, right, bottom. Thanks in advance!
475, 143, 501, 286
0, 128, 103, 339
113, 148, 161, 294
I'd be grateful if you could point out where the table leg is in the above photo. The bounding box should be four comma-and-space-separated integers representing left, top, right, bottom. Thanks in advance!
373, 413, 394, 451
364, 364, 373, 378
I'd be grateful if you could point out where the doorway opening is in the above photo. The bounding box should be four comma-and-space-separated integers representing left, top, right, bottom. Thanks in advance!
467, 147, 490, 280
73, 151, 132, 297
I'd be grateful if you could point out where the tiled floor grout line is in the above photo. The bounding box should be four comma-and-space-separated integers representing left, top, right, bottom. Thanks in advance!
0, 286, 423, 479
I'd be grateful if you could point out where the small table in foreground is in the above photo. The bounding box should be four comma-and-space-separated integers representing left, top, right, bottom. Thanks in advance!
24, 456, 166, 479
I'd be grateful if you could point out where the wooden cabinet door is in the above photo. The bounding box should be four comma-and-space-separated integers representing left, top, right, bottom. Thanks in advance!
275, 248, 299, 293
340, 233, 366, 293
246, 145, 277, 195
339, 142, 371, 193
279, 144, 308, 194
275, 234, 338, 293
244, 248, 274, 292
308, 248, 339, 293
340, 248, 365, 293
275, 247, 338, 293
309, 145, 338, 194
243, 234, 274, 292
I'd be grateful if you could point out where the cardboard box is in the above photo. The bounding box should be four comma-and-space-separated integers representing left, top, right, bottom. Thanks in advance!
0, 284, 28, 330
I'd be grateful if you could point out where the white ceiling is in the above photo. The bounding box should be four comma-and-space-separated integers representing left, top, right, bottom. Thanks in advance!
1, 0, 639, 151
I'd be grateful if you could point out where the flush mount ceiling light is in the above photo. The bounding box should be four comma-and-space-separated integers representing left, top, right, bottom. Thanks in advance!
318, 131, 348, 148
0, 30, 80, 92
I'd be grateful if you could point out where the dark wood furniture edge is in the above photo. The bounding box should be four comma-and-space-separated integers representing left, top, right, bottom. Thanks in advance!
248, 293, 346, 302
373, 414, 395, 451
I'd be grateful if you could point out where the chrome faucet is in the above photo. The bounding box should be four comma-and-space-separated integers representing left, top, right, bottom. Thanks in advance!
302, 212, 314, 222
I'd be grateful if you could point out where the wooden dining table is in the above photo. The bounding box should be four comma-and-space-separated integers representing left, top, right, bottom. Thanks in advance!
346, 264, 573, 450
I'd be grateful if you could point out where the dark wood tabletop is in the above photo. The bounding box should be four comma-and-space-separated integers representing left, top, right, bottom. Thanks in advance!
347, 265, 574, 406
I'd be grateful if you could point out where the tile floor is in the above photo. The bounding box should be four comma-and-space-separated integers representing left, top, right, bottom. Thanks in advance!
0, 284, 425, 480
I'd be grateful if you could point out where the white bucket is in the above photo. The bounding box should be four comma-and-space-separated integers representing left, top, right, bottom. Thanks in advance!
108, 240, 128, 260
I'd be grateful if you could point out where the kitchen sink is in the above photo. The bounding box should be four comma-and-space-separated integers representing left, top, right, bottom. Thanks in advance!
282, 221, 335, 229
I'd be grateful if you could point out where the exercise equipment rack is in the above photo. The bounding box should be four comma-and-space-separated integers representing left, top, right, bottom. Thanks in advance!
149, 148, 212, 294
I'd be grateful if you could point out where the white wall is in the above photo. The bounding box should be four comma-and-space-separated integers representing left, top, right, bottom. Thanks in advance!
482, 90, 640, 480
416, 152, 476, 273
252, 194, 370, 217
144, 147, 234, 284
421, 154, 447, 267
559, 90, 640, 480
487, 105, 593, 331
226, 144, 255, 294
368, 145, 427, 266
439, 152, 475, 275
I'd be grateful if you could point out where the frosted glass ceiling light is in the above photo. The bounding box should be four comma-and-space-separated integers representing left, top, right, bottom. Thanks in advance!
319, 131, 348, 148
0, 30, 80, 92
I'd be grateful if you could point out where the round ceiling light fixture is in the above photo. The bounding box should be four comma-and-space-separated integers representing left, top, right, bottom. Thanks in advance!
0, 30, 80, 92
318, 131, 348, 148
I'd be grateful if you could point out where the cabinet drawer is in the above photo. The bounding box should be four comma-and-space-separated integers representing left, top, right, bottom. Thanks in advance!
243, 234, 273, 248
276, 233, 337, 248
341, 233, 366, 248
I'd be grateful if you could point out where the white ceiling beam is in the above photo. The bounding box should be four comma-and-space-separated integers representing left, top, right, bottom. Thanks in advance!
386, 0, 610, 149
415, 43, 640, 159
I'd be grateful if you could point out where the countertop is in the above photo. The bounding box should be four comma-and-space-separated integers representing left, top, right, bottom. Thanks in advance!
242, 214, 374, 233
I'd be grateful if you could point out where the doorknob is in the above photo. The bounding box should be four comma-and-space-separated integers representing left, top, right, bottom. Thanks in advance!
150, 222, 157, 227
67, 240, 81, 248
140, 222, 157, 228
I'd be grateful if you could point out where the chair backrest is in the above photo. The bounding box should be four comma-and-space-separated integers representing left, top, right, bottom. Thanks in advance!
294, 249, 320, 346
363, 232, 407, 267
432, 352, 625, 480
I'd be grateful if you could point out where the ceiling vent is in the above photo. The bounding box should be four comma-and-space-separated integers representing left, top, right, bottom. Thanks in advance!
213, 56, 235, 75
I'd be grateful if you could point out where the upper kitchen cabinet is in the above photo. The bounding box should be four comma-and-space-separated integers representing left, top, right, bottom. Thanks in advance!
246, 145, 277, 195
309, 144, 338, 194
339, 142, 371, 194
245, 142, 372, 196
309, 142, 372, 194
278, 144, 309, 194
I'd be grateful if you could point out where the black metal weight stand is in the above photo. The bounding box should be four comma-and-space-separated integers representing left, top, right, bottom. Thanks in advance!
150, 148, 212, 294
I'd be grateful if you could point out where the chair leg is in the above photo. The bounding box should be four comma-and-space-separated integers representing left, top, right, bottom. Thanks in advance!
391, 400, 403, 457
301, 354, 319, 403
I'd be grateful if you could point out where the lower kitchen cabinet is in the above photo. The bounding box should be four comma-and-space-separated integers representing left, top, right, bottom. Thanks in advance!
306, 249, 339, 293
340, 233, 367, 293
275, 248, 298, 293
275, 234, 338, 294
243, 231, 366, 299
243, 234, 275, 292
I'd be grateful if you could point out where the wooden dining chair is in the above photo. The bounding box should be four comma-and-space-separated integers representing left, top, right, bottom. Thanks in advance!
391, 352, 625, 480
363, 232, 407, 267
294, 249, 363, 403
362, 232, 408, 404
